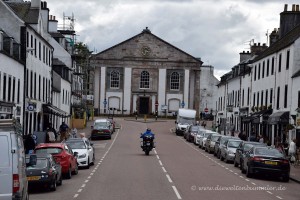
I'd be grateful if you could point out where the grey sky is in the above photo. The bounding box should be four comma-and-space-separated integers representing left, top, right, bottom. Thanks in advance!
46, 0, 299, 79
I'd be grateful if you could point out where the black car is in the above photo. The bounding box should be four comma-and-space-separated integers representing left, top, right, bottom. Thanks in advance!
241, 146, 290, 182
184, 125, 200, 142
234, 141, 267, 168
26, 153, 62, 191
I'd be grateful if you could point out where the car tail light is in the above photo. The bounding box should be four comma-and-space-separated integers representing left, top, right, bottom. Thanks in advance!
104, 129, 110, 133
251, 157, 263, 162
13, 174, 20, 193
280, 160, 289, 164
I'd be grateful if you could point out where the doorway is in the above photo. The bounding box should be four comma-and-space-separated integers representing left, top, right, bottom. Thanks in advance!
139, 97, 149, 114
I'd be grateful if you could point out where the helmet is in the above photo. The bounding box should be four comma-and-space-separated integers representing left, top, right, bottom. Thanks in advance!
146, 128, 151, 132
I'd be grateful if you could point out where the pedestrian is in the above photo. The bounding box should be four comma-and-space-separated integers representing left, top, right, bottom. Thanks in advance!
59, 121, 69, 141
70, 127, 78, 138
46, 126, 56, 143
259, 135, 264, 143
79, 132, 86, 139
87, 109, 91, 121
48, 123, 57, 140
288, 139, 297, 163
24, 133, 36, 154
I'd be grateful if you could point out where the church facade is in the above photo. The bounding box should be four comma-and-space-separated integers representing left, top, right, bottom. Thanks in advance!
90, 28, 203, 116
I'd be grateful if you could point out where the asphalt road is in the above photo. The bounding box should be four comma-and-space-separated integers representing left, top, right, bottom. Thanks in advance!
29, 118, 299, 200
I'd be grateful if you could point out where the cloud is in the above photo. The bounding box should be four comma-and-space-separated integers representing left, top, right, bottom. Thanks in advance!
46, 0, 296, 73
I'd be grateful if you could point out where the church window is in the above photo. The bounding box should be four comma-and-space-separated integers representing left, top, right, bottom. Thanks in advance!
170, 72, 180, 90
140, 71, 150, 89
110, 70, 120, 89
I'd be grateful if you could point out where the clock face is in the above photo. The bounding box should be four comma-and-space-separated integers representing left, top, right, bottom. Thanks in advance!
141, 46, 151, 57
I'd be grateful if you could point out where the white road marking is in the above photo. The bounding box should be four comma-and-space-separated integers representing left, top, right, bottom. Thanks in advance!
267, 191, 273, 195
77, 189, 82, 193
156, 155, 160, 159
87, 176, 91, 179
234, 173, 238, 175
159, 160, 163, 166
81, 184, 86, 188
229, 170, 233, 172
276, 196, 283, 199
239, 176, 244, 179
85, 180, 89, 183
225, 167, 229, 170
90, 173, 94, 176
74, 194, 79, 198
172, 186, 182, 199
251, 182, 256, 185
162, 167, 167, 173
166, 174, 173, 183
245, 179, 250, 181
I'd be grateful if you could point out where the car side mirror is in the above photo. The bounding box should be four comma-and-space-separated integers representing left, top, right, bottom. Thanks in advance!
91, 125, 94, 129
74, 152, 78, 157
90, 143, 94, 146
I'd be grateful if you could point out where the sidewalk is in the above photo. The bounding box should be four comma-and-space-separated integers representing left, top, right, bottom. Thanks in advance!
290, 165, 300, 183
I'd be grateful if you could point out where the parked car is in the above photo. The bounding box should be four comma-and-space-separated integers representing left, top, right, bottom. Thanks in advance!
0, 119, 29, 200
214, 136, 236, 158
199, 130, 215, 149
219, 138, 242, 163
26, 153, 62, 191
184, 125, 200, 142
234, 141, 267, 168
64, 138, 95, 169
205, 133, 221, 153
194, 126, 206, 145
91, 119, 113, 140
35, 143, 78, 179
241, 146, 290, 182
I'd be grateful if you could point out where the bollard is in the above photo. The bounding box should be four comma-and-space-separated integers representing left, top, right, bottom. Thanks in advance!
144, 115, 147, 122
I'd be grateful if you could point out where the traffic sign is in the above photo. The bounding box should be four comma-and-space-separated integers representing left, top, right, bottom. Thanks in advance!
204, 108, 209, 113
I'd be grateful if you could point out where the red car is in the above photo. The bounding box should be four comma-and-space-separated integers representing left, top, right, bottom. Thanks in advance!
35, 143, 78, 179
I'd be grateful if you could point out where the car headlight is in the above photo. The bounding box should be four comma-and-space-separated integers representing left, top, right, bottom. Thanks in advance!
79, 153, 87, 158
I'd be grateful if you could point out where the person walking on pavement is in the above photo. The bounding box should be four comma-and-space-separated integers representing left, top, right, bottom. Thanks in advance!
288, 139, 297, 163
24, 133, 36, 154
59, 121, 69, 141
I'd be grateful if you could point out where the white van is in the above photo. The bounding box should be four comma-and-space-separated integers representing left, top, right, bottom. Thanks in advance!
175, 109, 196, 136
0, 119, 29, 200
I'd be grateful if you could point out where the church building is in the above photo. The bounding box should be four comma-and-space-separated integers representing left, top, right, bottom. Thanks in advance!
90, 27, 203, 116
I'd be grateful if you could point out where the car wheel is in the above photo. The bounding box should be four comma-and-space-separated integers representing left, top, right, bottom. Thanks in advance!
282, 176, 289, 182
220, 154, 224, 161
91, 154, 95, 166
57, 174, 62, 186
86, 158, 90, 169
224, 154, 229, 163
241, 162, 246, 173
73, 163, 79, 175
217, 151, 221, 159
65, 166, 72, 179
234, 158, 238, 167
246, 165, 253, 178
50, 179, 57, 191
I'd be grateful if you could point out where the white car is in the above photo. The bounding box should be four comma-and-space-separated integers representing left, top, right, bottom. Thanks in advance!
65, 138, 95, 169
199, 130, 216, 149
194, 127, 206, 145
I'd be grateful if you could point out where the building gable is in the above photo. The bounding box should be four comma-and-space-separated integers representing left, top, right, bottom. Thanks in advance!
91, 27, 202, 66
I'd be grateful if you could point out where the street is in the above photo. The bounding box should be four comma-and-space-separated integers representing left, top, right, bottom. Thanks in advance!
29, 118, 299, 200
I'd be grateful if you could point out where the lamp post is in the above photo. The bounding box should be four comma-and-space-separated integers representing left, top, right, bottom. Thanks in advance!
103, 98, 107, 114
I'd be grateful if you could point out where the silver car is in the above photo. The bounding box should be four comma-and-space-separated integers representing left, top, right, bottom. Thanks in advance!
194, 126, 205, 145
219, 138, 242, 163
199, 130, 215, 149
205, 133, 221, 153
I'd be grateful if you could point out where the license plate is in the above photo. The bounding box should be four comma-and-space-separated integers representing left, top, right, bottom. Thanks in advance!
146, 143, 151, 146
27, 176, 41, 181
265, 161, 277, 165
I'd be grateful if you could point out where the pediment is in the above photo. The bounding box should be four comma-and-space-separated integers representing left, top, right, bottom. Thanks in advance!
91, 28, 202, 64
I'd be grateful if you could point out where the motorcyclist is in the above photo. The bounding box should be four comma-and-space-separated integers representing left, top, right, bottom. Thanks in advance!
140, 128, 155, 139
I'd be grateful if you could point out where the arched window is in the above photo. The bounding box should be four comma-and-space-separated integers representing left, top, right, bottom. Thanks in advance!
170, 72, 180, 90
140, 71, 150, 89
110, 70, 120, 89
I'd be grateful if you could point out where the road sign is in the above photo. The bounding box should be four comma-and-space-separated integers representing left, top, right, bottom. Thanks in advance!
204, 107, 209, 113
181, 101, 185, 108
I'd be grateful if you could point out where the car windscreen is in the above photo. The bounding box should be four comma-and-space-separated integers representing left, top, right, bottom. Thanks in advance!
26, 158, 48, 169
220, 137, 230, 145
94, 122, 108, 129
179, 117, 194, 124
66, 141, 86, 149
190, 126, 199, 131
228, 141, 241, 148
212, 135, 221, 142
244, 143, 265, 151
255, 148, 284, 157
35, 147, 62, 155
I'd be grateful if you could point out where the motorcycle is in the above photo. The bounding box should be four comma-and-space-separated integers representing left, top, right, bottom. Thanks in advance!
140, 134, 155, 155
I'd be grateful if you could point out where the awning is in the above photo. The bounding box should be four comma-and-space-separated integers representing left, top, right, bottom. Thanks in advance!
242, 116, 252, 123
43, 104, 69, 118
268, 111, 289, 125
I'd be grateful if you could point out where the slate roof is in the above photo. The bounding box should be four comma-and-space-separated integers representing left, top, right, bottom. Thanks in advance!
5, 2, 39, 24
253, 24, 300, 62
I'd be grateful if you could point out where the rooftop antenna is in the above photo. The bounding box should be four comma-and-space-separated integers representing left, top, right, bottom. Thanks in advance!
265, 29, 269, 46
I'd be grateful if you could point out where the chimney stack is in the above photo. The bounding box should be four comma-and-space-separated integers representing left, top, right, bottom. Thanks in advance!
279, 4, 300, 38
